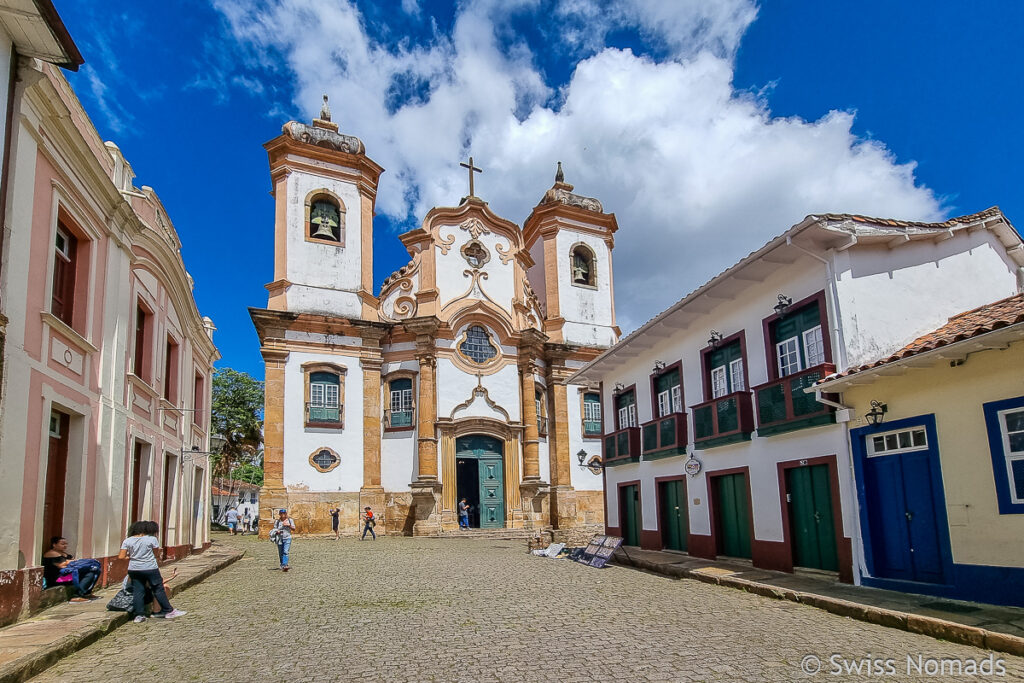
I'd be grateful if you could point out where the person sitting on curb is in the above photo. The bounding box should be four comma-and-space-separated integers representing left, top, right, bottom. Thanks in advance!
42, 536, 102, 603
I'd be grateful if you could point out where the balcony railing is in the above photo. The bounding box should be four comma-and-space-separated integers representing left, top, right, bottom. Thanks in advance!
306, 402, 342, 427
386, 410, 414, 428
641, 413, 688, 459
754, 363, 836, 436
583, 420, 603, 438
691, 390, 755, 449
603, 426, 641, 466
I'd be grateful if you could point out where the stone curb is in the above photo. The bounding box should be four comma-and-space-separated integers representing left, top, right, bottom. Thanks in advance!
0, 547, 244, 683
613, 554, 1024, 658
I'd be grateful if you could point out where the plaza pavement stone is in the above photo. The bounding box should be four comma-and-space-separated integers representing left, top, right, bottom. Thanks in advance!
32, 532, 1023, 682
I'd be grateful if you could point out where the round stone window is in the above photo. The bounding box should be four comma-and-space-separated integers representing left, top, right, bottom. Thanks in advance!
309, 447, 341, 472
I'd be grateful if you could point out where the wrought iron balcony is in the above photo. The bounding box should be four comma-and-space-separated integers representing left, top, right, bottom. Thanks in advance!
641, 413, 688, 459
690, 391, 755, 449
603, 426, 641, 466
754, 363, 836, 436
306, 402, 343, 427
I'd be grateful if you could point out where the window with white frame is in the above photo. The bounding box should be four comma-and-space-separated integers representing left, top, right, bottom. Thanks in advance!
308, 371, 341, 424
999, 407, 1024, 503
582, 392, 602, 436
866, 427, 928, 456
654, 367, 682, 417
729, 359, 745, 393
616, 389, 637, 429
387, 377, 414, 428
711, 366, 728, 399
708, 339, 744, 399
771, 301, 827, 377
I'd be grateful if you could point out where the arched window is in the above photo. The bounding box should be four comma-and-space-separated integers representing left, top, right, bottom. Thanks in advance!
459, 325, 497, 364
387, 377, 414, 428
571, 245, 596, 287
308, 196, 342, 242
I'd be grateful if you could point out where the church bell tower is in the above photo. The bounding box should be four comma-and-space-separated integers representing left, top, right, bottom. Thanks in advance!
263, 95, 384, 320
523, 163, 619, 348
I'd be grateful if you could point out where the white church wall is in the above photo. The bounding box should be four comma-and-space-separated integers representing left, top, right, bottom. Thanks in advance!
567, 384, 604, 492
284, 170, 363, 317
556, 229, 615, 347
834, 230, 1020, 369
436, 226, 516, 315
381, 432, 416, 492
283, 350, 365, 491
437, 359, 521, 422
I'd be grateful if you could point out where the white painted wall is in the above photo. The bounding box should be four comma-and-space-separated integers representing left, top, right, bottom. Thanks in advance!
834, 231, 1020, 368
437, 358, 520, 422
283, 350, 365, 490
284, 169, 364, 317
436, 225, 516, 315
567, 383, 604, 491
556, 229, 616, 347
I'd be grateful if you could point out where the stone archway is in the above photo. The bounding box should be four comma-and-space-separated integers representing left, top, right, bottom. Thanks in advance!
438, 418, 523, 529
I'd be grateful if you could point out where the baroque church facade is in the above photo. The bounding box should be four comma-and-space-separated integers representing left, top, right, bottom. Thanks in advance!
251, 105, 619, 535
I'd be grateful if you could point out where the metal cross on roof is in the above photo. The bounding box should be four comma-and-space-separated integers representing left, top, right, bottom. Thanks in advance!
460, 156, 483, 197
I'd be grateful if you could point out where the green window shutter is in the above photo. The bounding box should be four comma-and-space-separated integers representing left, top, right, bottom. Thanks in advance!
655, 369, 679, 394
772, 302, 823, 371
310, 371, 339, 385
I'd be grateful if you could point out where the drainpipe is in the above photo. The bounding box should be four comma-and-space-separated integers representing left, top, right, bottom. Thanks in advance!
788, 234, 866, 584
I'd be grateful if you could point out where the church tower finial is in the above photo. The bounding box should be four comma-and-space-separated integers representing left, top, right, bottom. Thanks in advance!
320, 93, 331, 122
555, 161, 564, 184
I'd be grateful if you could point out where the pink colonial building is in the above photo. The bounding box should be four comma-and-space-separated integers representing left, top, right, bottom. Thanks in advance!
0, 5, 219, 625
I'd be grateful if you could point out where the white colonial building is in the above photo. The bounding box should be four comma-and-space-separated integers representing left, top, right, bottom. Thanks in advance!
570, 208, 1023, 583
251, 104, 618, 535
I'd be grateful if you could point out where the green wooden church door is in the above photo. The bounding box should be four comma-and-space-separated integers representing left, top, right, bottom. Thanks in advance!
658, 479, 688, 551
455, 435, 505, 529
715, 473, 752, 558
786, 464, 838, 571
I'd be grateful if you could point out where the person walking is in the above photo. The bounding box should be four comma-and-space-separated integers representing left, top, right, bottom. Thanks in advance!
329, 505, 341, 540
242, 510, 252, 535
225, 506, 240, 535
458, 498, 470, 530
361, 506, 376, 541
273, 509, 296, 572
42, 536, 101, 602
118, 521, 186, 623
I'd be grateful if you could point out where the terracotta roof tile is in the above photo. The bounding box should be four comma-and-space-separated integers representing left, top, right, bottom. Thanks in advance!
826, 293, 1024, 381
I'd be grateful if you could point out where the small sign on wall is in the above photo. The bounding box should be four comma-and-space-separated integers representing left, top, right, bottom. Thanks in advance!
684, 455, 702, 476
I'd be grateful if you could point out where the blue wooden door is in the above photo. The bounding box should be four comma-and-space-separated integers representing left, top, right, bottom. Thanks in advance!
456, 435, 505, 529
863, 445, 946, 583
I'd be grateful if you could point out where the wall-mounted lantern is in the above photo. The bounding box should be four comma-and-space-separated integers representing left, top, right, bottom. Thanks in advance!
708, 330, 723, 348
866, 400, 888, 426
774, 294, 793, 317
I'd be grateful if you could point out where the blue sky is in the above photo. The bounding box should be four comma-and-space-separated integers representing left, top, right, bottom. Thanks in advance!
56, 1, 1024, 378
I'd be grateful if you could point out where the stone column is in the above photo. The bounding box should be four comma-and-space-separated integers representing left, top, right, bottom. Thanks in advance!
519, 359, 541, 481
517, 332, 550, 529
406, 317, 442, 535
259, 348, 289, 538
547, 358, 578, 529
359, 338, 385, 527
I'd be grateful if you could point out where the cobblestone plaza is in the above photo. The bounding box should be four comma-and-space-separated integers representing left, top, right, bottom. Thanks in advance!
34, 534, 1022, 682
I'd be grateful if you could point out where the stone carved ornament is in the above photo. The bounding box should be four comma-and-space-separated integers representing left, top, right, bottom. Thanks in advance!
283, 121, 365, 155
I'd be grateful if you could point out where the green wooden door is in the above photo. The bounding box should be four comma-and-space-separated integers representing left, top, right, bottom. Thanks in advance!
715, 473, 752, 558
620, 484, 641, 546
786, 464, 839, 571
478, 456, 504, 528
659, 480, 688, 551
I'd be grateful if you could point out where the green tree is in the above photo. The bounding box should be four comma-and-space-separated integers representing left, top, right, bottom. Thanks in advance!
211, 368, 264, 481
230, 461, 264, 486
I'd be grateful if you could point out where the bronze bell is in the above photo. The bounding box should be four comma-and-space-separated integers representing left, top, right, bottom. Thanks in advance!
312, 219, 336, 240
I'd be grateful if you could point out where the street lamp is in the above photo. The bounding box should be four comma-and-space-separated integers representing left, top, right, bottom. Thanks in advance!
773, 294, 793, 317
865, 400, 887, 426
577, 449, 604, 473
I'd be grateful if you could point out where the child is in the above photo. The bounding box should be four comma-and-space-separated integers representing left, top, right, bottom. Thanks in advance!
361, 506, 376, 540
118, 521, 186, 623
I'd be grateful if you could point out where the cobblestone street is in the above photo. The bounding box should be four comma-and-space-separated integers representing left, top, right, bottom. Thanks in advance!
34, 533, 1022, 682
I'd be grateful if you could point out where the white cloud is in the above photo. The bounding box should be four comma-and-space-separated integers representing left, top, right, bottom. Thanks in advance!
213, 0, 944, 332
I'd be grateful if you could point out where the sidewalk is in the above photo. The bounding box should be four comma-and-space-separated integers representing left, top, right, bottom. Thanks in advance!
0, 544, 243, 683
612, 547, 1024, 656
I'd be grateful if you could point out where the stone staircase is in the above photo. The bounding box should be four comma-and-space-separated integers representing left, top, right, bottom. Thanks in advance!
423, 527, 552, 541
